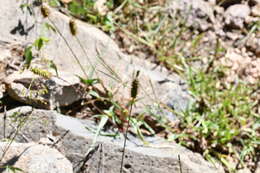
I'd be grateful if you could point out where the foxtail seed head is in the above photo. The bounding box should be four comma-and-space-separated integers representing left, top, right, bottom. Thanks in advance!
30, 67, 52, 78
131, 71, 140, 99
69, 19, 77, 36
40, 5, 50, 18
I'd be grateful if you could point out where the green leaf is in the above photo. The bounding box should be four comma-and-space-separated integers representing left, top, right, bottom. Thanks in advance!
2, 165, 23, 173
68, 1, 86, 16
77, 75, 99, 86
44, 22, 56, 33
49, 60, 58, 76
48, 0, 61, 7
88, 90, 100, 98
24, 46, 33, 68
20, 3, 33, 15
33, 37, 49, 51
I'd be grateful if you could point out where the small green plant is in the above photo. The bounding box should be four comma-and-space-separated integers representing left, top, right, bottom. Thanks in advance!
171, 66, 259, 172
23, 36, 49, 69
66, 0, 115, 32
0, 166, 24, 173
0, 110, 33, 164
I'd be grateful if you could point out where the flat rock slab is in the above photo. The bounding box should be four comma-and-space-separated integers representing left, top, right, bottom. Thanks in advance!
0, 1, 190, 116
0, 106, 224, 173
0, 142, 73, 173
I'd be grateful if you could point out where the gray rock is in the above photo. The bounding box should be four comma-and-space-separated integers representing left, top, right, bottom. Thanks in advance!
167, 0, 215, 31
225, 4, 250, 29
0, 142, 73, 173
0, 1, 191, 117
4, 69, 85, 109
0, 106, 224, 173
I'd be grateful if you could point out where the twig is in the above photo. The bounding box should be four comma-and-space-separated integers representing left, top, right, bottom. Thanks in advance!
9, 123, 30, 142
178, 155, 183, 173
119, 99, 134, 173
46, 17, 88, 78
3, 106, 6, 139
120, 70, 140, 173
51, 130, 69, 148
75, 144, 100, 173
97, 143, 103, 173
0, 108, 33, 162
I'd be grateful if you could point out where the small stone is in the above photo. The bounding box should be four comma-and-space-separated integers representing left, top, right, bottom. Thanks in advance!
249, 0, 260, 6
217, 0, 242, 8
237, 168, 252, 173
256, 162, 260, 173
167, 0, 215, 31
226, 31, 241, 40
60, 0, 72, 3
246, 36, 260, 57
251, 4, 260, 17
225, 4, 250, 29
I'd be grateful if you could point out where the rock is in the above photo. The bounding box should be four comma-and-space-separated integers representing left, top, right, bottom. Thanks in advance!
220, 48, 260, 83
0, 1, 191, 116
246, 35, 260, 57
237, 168, 252, 173
5, 71, 84, 109
94, 0, 109, 16
224, 4, 250, 29
0, 61, 6, 99
60, 0, 72, 4
206, 0, 217, 5
0, 42, 85, 109
167, 0, 215, 31
225, 31, 242, 40
249, 0, 260, 6
4, 69, 85, 109
0, 106, 225, 173
0, 84, 5, 99
0, 142, 73, 173
217, 0, 242, 8
251, 4, 260, 17
256, 162, 260, 173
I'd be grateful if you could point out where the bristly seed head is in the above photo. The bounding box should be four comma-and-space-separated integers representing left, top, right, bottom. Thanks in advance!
131, 70, 140, 99
40, 5, 50, 18
69, 19, 77, 36
30, 67, 52, 79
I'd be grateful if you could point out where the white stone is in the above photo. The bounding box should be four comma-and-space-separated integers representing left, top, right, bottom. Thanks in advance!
0, 142, 73, 173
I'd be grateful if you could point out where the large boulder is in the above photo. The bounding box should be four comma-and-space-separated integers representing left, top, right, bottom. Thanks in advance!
0, 142, 73, 173
0, 1, 190, 117
0, 106, 224, 173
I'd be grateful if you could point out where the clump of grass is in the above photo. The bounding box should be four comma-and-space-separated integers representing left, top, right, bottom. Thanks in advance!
170, 65, 259, 172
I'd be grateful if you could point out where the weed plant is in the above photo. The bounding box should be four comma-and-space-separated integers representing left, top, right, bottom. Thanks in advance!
1, 0, 258, 173
172, 66, 259, 172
